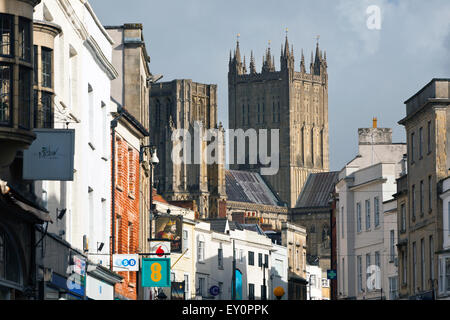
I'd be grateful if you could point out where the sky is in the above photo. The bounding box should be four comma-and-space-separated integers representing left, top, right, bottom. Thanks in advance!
91, 0, 450, 171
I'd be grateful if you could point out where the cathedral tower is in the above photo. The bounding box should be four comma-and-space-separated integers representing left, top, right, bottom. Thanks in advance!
228, 35, 329, 208
150, 80, 226, 218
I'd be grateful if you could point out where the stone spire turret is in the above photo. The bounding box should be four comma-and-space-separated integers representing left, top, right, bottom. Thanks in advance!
249, 50, 256, 74
300, 49, 306, 73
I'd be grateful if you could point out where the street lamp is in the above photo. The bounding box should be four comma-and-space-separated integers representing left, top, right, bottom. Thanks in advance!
140, 145, 159, 245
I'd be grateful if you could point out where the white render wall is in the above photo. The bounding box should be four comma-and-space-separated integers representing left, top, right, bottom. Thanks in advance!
33, 0, 116, 265
336, 130, 405, 300
306, 265, 323, 300
269, 244, 288, 300
441, 177, 450, 250
194, 221, 278, 300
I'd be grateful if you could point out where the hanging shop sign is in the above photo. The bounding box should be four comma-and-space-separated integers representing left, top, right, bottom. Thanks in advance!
23, 129, 75, 181
154, 215, 183, 253
142, 258, 171, 288
150, 241, 171, 258
112, 254, 139, 272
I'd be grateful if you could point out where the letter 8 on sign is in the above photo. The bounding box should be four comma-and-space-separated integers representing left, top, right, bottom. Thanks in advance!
151, 262, 162, 282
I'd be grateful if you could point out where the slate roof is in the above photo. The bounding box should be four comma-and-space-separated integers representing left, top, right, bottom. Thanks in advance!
206, 219, 265, 236
240, 224, 266, 236
207, 219, 228, 233
295, 172, 339, 208
225, 170, 282, 206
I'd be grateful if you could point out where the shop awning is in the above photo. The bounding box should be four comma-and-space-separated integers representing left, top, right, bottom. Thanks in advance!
0, 179, 52, 224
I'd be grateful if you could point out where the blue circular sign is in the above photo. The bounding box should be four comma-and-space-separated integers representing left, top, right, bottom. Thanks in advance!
209, 286, 220, 296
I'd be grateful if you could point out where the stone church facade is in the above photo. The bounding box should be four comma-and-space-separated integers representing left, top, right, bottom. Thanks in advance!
228, 36, 330, 208
150, 80, 226, 219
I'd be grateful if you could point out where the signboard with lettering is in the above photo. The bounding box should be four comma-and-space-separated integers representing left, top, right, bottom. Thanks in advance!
142, 258, 171, 288
112, 254, 139, 272
23, 129, 75, 181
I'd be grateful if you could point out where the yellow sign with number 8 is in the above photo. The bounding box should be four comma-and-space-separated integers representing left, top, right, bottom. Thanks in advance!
150, 263, 162, 282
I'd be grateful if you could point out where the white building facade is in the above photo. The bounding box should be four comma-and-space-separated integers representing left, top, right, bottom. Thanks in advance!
269, 244, 288, 300
194, 220, 279, 300
30, 0, 120, 300
438, 177, 450, 299
306, 265, 323, 300
336, 126, 406, 300
33, 0, 117, 263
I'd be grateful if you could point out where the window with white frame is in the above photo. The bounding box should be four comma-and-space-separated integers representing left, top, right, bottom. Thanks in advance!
375, 251, 380, 269
218, 244, 223, 269
401, 203, 406, 232
357, 256, 362, 293
389, 276, 398, 300
420, 180, 424, 215
419, 127, 423, 158
310, 275, 317, 288
182, 230, 189, 255
197, 236, 205, 262
428, 176, 432, 212
402, 251, 407, 285
374, 197, 380, 227
421, 239, 425, 290
365, 200, 371, 230
357, 203, 362, 233
430, 236, 434, 282
439, 256, 450, 295
184, 274, 189, 298
390, 230, 395, 262
198, 277, 206, 297
413, 242, 417, 293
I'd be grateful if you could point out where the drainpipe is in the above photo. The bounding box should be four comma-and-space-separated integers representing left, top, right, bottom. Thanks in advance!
110, 111, 124, 268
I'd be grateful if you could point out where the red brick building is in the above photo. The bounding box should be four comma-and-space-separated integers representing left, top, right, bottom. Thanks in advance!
111, 109, 149, 300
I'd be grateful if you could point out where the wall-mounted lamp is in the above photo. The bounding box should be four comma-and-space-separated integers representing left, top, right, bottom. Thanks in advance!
97, 242, 104, 252
57, 208, 67, 220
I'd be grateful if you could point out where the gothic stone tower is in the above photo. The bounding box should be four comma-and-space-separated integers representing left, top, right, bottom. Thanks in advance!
228, 36, 329, 208
150, 80, 226, 218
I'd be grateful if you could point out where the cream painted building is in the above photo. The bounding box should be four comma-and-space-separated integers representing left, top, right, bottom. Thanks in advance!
336, 124, 406, 300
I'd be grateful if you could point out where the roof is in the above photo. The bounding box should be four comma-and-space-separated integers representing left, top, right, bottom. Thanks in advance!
225, 170, 282, 206
206, 219, 229, 233
295, 172, 339, 208
240, 224, 266, 236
